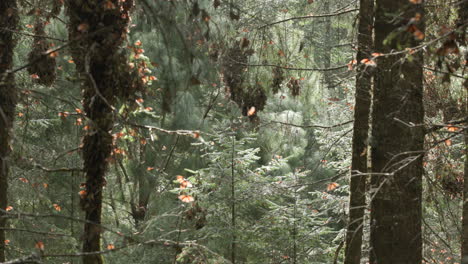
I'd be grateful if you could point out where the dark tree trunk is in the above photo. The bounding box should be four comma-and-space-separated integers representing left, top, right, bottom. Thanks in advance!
464, 129, 468, 264
459, 0, 468, 262
65, 1, 136, 263
344, 0, 374, 263
0, 1, 19, 262
369, 0, 425, 263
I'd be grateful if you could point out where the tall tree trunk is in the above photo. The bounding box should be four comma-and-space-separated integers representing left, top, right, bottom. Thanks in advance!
369, 0, 425, 263
65, 1, 136, 263
458, 0, 468, 262
344, 0, 374, 263
0, 1, 19, 262
463, 128, 468, 264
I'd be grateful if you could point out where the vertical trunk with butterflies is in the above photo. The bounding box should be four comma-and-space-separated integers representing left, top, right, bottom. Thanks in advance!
65, 1, 138, 263
369, 0, 425, 263
0, 1, 19, 262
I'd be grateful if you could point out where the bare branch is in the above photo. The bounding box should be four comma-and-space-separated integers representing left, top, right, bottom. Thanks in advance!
258, 8, 358, 29
0, 28, 66, 42
265, 119, 353, 129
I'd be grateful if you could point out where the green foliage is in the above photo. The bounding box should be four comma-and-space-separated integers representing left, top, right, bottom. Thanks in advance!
2, 0, 466, 263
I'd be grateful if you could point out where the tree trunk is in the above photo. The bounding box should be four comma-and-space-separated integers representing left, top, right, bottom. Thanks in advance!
463, 129, 468, 264
0, 1, 19, 262
459, 0, 468, 261
65, 1, 136, 263
344, 0, 374, 263
460, 60, 468, 264
369, 0, 425, 263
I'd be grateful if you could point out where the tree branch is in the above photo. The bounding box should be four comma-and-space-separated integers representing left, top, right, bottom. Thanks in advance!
258, 8, 358, 29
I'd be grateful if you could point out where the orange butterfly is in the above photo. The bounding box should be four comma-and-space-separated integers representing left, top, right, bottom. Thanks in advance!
178, 195, 195, 203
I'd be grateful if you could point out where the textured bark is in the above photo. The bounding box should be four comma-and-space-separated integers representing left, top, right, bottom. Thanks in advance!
369, 0, 425, 263
464, 129, 468, 264
344, 0, 373, 263
456, 0, 468, 43
459, 0, 468, 262
0, 1, 19, 262
65, 1, 135, 263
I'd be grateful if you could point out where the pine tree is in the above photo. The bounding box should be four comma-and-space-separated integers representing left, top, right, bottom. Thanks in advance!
369, 0, 425, 263
0, 1, 19, 261
344, 0, 373, 262
65, 1, 138, 263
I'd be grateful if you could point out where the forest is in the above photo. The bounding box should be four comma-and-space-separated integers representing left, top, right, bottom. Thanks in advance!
0, 0, 467, 263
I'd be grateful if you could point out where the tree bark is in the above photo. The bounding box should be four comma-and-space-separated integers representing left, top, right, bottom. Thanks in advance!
0, 1, 19, 262
369, 0, 425, 263
344, 0, 374, 263
65, 1, 136, 263
463, 128, 468, 264
459, 0, 468, 262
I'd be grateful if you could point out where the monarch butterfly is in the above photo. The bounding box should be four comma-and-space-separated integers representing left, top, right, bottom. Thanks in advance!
180, 180, 193, 189
176, 175, 185, 183
247, 106, 256, 116
178, 195, 195, 203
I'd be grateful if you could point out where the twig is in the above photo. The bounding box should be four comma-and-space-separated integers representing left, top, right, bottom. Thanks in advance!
0, 28, 66, 42
0, 227, 70, 237
333, 240, 345, 264
7, 26, 115, 75
161, 135, 180, 172
33, 164, 83, 173
423, 66, 466, 79
258, 8, 358, 29
1, 254, 42, 264
128, 122, 201, 137
238, 62, 348, 72
265, 119, 353, 129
